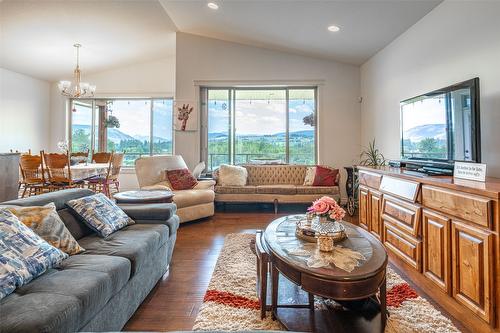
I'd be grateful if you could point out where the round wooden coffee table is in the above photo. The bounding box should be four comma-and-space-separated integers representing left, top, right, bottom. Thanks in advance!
114, 190, 174, 204
263, 215, 388, 332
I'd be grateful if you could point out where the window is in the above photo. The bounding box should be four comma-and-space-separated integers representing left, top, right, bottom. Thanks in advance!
202, 87, 317, 171
70, 98, 173, 167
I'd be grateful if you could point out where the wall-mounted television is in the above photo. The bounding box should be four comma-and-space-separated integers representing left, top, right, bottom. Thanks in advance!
400, 78, 481, 171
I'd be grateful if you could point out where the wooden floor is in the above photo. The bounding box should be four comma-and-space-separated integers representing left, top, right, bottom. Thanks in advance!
123, 205, 463, 332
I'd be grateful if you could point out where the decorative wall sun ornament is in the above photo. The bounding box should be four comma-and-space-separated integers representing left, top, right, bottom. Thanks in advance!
58, 44, 96, 99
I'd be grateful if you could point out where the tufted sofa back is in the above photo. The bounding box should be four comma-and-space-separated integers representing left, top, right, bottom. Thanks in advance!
244, 164, 307, 185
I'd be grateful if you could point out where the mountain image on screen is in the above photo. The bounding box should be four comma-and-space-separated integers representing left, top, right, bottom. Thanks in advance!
402, 124, 447, 159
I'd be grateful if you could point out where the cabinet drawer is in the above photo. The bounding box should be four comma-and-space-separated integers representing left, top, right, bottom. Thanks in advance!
384, 221, 422, 271
359, 170, 382, 189
422, 185, 491, 228
382, 195, 421, 237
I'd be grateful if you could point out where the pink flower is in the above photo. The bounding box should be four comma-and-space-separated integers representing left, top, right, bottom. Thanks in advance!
309, 200, 330, 214
307, 196, 346, 220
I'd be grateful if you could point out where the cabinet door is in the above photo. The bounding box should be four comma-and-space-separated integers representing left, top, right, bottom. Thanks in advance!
452, 220, 493, 323
359, 185, 369, 230
423, 210, 451, 294
369, 190, 383, 240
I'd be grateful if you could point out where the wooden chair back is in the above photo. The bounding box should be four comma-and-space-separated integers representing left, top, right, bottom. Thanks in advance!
71, 150, 89, 163
19, 154, 44, 184
92, 150, 112, 163
42, 151, 72, 183
109, 153, 124, 180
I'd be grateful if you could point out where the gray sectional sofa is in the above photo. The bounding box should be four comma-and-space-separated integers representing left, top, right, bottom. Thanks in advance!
0, 189, 180, 333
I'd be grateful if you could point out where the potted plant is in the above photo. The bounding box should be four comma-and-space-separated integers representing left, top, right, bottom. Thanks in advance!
105, 115, 120, 128
359, 139, 386, 166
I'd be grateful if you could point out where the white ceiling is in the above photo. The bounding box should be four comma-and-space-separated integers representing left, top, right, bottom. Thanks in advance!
0, 0, 177, 82
161, 0, 441, 65
0, 0, 442, 82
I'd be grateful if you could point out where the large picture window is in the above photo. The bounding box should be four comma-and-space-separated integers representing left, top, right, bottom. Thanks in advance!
202, 87, 317, 171
70, 98, 173, 167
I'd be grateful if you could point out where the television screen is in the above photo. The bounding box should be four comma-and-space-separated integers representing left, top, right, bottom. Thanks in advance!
400, 78, 480, 162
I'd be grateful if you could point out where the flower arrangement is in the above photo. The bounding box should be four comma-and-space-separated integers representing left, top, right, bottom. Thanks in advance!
308, 196, 346, 221
57, 140, 69, 153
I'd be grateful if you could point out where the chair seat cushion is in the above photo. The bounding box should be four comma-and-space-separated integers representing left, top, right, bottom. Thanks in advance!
173, 189, 215, 208
295, 185, 340, 195
256, 185, 297, 195
77, 224, 169, 276
215, 185, 257, 194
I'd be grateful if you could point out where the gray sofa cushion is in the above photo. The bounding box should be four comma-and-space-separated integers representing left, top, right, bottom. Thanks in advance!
78, 224, 169, 276
119, 203, 176, 221
57, 207, 94, 240
0, 292, 81, 333
5, 254, 130, 332
2, 189, 95, 210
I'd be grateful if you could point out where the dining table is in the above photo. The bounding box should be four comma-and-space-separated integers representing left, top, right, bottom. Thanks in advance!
69, 163, 109, 181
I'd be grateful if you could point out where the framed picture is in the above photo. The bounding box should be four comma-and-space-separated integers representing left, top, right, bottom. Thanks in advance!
174, 100, 197, 131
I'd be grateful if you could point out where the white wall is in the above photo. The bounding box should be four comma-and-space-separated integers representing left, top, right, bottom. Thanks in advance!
0, 68, 51, 153
49, 57, 176, 190
360, 0, 500, 177
175, 33, 361, 195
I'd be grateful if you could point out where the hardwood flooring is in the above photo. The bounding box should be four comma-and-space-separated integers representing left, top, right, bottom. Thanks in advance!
123, 205, 464, 332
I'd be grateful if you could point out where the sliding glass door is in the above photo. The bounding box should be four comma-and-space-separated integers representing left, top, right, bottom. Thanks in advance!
70, 98, 173, 167
204, 87, 317, 171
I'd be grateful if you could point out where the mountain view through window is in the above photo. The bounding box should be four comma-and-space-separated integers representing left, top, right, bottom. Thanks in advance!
205, 87, 316, 170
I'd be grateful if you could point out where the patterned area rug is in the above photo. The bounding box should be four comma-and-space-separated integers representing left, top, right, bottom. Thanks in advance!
193, 233, 461, 333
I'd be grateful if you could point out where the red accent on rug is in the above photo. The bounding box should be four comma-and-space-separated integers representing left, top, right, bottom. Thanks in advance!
386, 283, 419, 308
204, 289, 260, 310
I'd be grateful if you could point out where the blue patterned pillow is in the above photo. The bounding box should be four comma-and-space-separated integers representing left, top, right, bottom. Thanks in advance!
66, 193, 134, 238
0, 209, 68, 300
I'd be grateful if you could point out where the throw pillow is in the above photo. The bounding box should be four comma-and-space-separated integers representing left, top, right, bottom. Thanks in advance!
6, 203, 84, 255
303, 166, 317, 186
312, 166, 339, 186
0, 209, 68, 300
166, 168, 198, 190
66, 193, 135, 238
219, 164, 248, 186
192, 161, 206, 179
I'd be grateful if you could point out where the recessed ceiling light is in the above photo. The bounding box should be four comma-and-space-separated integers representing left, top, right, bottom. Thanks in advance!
328, 25, 340, 32
207, 2, 219, 10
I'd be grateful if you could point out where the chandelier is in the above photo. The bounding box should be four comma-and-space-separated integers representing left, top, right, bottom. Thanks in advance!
58, 44, 96, 98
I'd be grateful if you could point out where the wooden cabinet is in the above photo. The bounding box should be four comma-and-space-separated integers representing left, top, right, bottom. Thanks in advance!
357, 166, 500, 332
369, 190, 382, 239
359, 185, 369, 230
358, 183, 383, 239
452, 220, 493, 323
423, 209, 451, 293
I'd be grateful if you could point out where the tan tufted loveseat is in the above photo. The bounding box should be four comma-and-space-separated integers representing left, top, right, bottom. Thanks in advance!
214, 164, 340, 213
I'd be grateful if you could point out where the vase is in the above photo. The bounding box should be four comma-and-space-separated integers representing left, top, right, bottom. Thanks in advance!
319, 216, 329, 223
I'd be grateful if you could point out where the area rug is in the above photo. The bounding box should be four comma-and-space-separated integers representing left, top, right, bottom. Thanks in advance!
193, 233, 460, 333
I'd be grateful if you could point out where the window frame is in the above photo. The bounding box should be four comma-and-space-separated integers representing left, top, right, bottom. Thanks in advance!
201, 86, 318, 170
68, 97, 175, 167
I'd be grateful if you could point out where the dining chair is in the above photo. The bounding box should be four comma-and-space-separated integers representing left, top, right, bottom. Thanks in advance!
71, 149, 89, 164
42, 151, 84, 191
18, 153, 47, 197
91, 150, 112, 163
87, 152, 124, 197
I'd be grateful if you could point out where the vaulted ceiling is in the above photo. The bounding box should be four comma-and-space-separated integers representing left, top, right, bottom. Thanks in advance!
162, 0, 441, 65
0, 0, 441, 82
